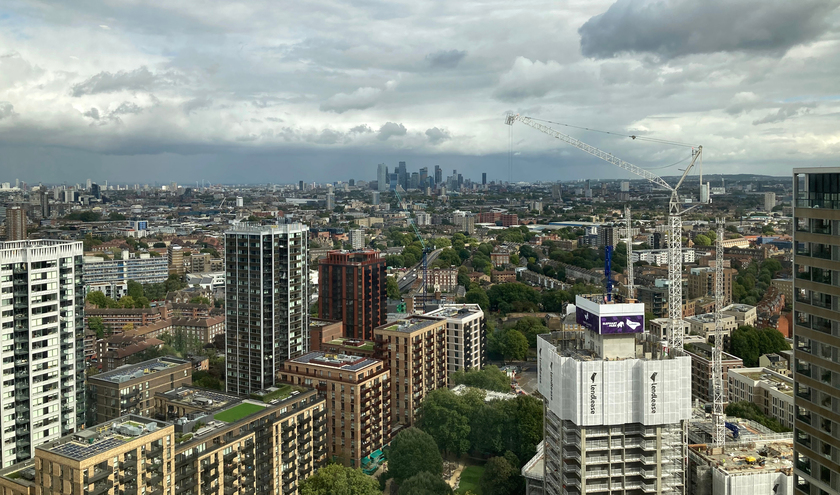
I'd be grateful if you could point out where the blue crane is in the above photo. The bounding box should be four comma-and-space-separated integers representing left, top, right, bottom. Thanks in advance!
393, 189, 431, 312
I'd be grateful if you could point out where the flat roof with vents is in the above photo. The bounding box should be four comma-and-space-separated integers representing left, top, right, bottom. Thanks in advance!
291, 351, 380, 372
38, 415, 170, 461
92, 356, 190, 384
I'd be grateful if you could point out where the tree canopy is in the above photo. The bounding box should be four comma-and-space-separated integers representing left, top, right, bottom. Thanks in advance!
725, 401, 790, 433
728, 325, 790, 367
451, 366, 510, 393
300, 464, 380, 495
388, 428, 443, 485
396, 471, 452, 495
480, 456, 517, 495
386, 277, 401, 300
417, 390, 543, 469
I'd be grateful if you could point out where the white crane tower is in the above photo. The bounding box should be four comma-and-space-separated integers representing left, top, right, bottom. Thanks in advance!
711, 218, 726, 449
625, 206, 635, 300
505, 114, 706, 352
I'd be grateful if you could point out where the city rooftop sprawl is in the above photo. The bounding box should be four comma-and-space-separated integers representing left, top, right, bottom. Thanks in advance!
0, 165, 824, 495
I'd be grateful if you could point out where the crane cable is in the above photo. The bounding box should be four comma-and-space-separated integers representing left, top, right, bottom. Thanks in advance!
527, 117, 697, 148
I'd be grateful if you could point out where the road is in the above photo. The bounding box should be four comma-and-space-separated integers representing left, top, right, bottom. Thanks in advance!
398, 248, 443, 292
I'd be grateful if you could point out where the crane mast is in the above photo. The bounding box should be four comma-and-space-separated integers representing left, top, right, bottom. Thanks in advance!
625, 206, 634, 300
712, 218, 726, 449
505, 114, 704, 352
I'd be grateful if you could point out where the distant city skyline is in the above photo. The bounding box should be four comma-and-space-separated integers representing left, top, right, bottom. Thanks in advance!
1, 2, 837, 183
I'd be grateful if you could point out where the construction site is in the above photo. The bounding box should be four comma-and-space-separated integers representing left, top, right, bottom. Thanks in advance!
514, 115, 796, 495
687, 439, 793, 495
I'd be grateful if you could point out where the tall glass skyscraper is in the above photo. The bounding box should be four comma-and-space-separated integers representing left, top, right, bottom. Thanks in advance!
377, 163, 388, 192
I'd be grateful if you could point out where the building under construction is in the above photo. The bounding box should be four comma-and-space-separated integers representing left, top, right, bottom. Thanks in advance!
687, 440, 793, 495
534, 295, 692, 494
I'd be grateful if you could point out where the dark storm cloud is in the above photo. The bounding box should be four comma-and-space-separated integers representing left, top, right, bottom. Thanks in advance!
752, 102, 817, 125
71, 66, 161, 96
320, 88, 382, 114
111, 102, 143, 115
579, 0, 838, 60
83, 107, 100, 120
426, 49, 467, 69
350, 124, 373, 134
425, 127, 450, 145
182, 96, 212, 114
377, 122, 407, 141
0, 102, 15, 120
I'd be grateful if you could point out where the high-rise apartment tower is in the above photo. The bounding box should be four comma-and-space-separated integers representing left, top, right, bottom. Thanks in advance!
225, 223, 309, 396
318, 250, 386, 341
0, 240, 85, 467
792, 169, 840, 495
5, 207, 26, 241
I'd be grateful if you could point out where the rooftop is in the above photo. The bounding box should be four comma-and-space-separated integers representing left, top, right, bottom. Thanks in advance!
291, 351, 380, 372
730, 367, 793, 397
684, 342, 742, 362
0, 461, 35, 486
158, 386, 242, 413
38, 415, 170, 461
723, 304, 756, 313
423, 304, 483, 320
325, 337, 375, 351
91, 356, 189, 384
686, 313, 734, 324
310, 318, 341, 327
376, 315, 443, 334
689, 440, 793, 476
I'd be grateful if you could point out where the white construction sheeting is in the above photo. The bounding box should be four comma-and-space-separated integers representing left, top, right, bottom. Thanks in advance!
538, 337, 691, 427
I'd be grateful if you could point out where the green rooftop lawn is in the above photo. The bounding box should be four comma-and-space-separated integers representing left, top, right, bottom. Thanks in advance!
456, 465, 484, 494
213, 403, 266, 423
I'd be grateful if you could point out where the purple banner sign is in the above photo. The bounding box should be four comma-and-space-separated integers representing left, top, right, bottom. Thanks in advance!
599, 314, 644, 334
576, 307, 644, 334
576, 307, 598, 331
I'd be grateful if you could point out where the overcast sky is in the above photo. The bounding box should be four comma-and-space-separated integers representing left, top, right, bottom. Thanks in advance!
1, 0, 838, 186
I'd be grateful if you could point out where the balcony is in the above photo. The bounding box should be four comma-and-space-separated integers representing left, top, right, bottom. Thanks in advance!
87, 480, 112, 495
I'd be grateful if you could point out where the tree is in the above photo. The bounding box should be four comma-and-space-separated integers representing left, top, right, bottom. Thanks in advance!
480, 456, 515, 495
127, 280, 144, 299
388, 428, 443, 484
465, 287, 489, 311
192, 370, 223, 390
725, 401, 790, 433
450, 366, 510, 392
88, 317, 105, 339
693, 234, 710, 247
502, 330, 528, 362
153, 242, 166, 248
299, 464, 380, 495
190, 296, 211, 305
728, 326, 790, 366
397, 471, 452, 495
512, 317, 549, 348
418, 389, 474, 457
117, 295, 137, 309
488, 283, 541, 313
387, 277, 401, 300
85, 291, 118, 308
